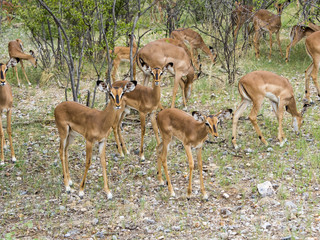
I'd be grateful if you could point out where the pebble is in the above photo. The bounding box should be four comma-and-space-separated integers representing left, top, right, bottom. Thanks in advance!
96, 232, 104, 238
244, 148, 253, 153
285, 200, 297, 210
59, 206, 66, 211
222, 193, 230, 199
261, 222, 271, 230
257, 181, 274, 197
92, 218, 99, 225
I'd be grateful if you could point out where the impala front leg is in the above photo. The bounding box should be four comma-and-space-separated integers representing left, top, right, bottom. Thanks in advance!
20, 61, 31, 86
171, 74, 182, 108
305, 63, 313, 103
196, 147, 208, 200
6, 109, 16, 163
184, 145, 194, 198
0, 115, 4, 165
99, 140, 112, 199
139, 113, 146, 160
79, 141, 93, 198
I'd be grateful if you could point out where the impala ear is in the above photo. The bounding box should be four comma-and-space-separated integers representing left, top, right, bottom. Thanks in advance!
124, 80, 137, 93
97, 80, 110, 93
163, 62, 173, 72
29, 50, 36, 58
216, 108, 233, 121
192, 111, 205, 122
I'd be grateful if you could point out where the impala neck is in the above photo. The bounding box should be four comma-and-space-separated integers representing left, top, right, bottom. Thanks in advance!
286, 97, 301, 118
152, 80, 161, 102
101, 98, 119, 126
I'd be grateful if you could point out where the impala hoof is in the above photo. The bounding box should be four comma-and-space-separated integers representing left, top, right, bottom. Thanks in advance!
170, 191, 176, 197
0, 161, 4, 165
66, 186, 71, 194
79, 191, 84, 199
279, 138, 287, 147
203, 193, 209, 200
107, 192, 113, 200
12, 157, 16, 163
68, 180, 73, 186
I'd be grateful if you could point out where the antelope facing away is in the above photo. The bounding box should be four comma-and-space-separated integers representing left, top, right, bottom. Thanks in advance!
253, 3, 286, 59
156, 108, 232, 199
112, 62, 171, 160
8, 39, 37, 87
305, 31, 320, 103
54, 81, 137, 199
232, 71, 308, 149
137, 40, 198, 108
0, 59, 17, 165
107, 34, 138, 82
171, 28, 216, 69
286, 22, 320, 62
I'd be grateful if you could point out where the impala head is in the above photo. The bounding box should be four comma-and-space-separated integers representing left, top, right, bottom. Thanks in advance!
97, 80, 137, 109
0, 59, 16, 86
192, 111, 219, 138
150, 62, 173, 86
274, 2, 286, 15
29, 50, 38, 68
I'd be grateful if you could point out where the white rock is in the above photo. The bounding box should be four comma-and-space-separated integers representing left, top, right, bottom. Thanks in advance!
261, 222, 271, 230
257, 181, 274, 197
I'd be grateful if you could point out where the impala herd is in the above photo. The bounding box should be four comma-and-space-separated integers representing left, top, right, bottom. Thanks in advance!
1, 2, 319, 200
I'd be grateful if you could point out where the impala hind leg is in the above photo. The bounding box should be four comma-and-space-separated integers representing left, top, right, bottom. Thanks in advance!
79, 141, 93, 198
254, 31, 261, 59
99, 140, 112, 199
116, 110, 129, 156
276, 31, 283, 58
13, 66, 21, 87
305, 63, 313, 103
232, 99, 250, 149
249, 99, 268, 146
196, 147, 208, 199
310, 58, 320, 99
0, 115, 4, 165
20, 61, 31, 86
139, 113, 147, 160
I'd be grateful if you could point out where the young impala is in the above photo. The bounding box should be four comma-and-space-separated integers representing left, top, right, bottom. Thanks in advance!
156, 108, 232, 199
54, 81, 137, 199
232, 71, 308, 149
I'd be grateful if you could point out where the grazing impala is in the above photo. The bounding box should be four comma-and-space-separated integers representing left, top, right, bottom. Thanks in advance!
156, 108, 232, 199
137, 40, 198, 108
54, 81, 137, 199
231, 1, 254, 37
0, 59, 17, 165
304, 31, 320, 103
8, 39, 37, 87
112, 62, 171, 160
107, 34, 137, 82
286, 23, 320, 62
232, 71, 308, 149
171, 28, 217, 69
253, 3, 286, 59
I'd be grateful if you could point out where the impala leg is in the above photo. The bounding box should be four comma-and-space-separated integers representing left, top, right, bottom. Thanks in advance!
285, 36, 300, 62
150, 112, 160, 145
64, 134, 73, 187
178, 79, 187, 107
117, 111, 129, 155
0, 115, 4, 165
113, 122, 124, 157
59, 134, 70, 193
276, 31, 283, 57
111, 57, 120, 83
254, 30, 261, 59
99, 140, 112, 199
310, 58, 320, 98
79, 141, 93, 198
171, 74, 181, 108
189, 46, 198, 71
13, 66, 21, 87
268, 31, 273, 60
6, 109, 16, 163
196, 147, 208, 199
184, 145, 194, 198
20, 61, 31, 86
277, 103, 286, 146
305, 63, 313, 103
159, 135, 174, 196
139, 113, 146, 160
249, 100, 268, 146
156, 142, 164, 185
232, 99, 250, 149
133, 62, 137, 81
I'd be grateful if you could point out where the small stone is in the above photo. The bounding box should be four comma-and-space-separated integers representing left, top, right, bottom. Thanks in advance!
261, 222, 271, 230
267, 147, 273, 152
244, 148, 253, 153
220, 208, 232, 217
172, 226, 180, 231
281, 237, 291, 240
257, 181, 274, 197
302, 192, 309, 201
144, 218, 155, 224
92, 218, 99, 225
112, 235, 117, 240
222, 193, 230, 199
285, 200, 297, 210
59, 206, 66, 211
96, 232, 104, 238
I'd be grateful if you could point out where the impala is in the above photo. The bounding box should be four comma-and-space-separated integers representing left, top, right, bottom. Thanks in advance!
54, 81, 137, 199
156, 108, 232, 199
8, 39, 37, 87
231, 1, 254, 38
232, 71, 308, 149
286, 22, 320, 62
112, 62, 171, 160
171, 28, 216, 69
305, 31, 320, 103
136, 40, 198, 108
253, 3, 286, 59
107, 35, 137, 82
0, 59, 17, 165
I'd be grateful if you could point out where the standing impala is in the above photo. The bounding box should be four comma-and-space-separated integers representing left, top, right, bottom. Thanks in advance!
156, 108, 232, 199
253, 3, 286, 59
8, 39, 37, 87
232, 71, 308, 149
137, 40, 197, 108
171, 28, 217, 69
304, 31, 320, 103
112, 62, 171, 160
0, 59, 16, 165
231, 1, 254, 38
54, 81, 137, 199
